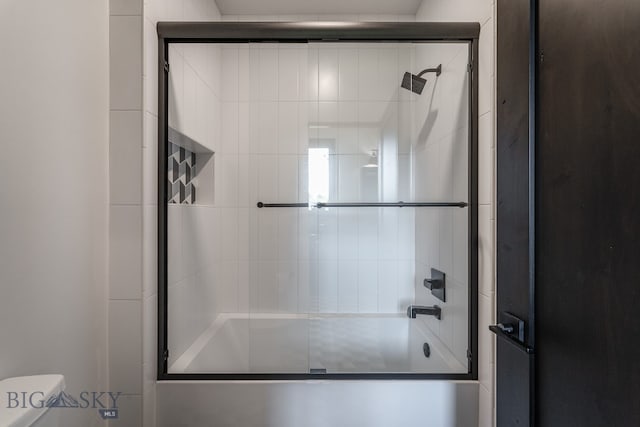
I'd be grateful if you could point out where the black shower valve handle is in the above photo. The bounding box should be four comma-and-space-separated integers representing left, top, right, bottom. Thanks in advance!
423, 277, 444, 290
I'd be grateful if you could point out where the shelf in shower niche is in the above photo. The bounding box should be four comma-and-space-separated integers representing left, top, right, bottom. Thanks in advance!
167, 127, 215, 205
168, 127, 213, 154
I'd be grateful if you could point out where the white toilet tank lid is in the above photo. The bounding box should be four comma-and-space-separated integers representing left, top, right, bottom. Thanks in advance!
0, 375, 65, 427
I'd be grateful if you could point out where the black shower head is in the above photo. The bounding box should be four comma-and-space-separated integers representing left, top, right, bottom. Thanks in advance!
401, 72, 427, 94
400, 64, 442, 95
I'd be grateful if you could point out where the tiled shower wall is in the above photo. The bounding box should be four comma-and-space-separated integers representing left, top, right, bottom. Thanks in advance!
204, 43, 419, 315
412, 42, 471, 369
165, 40, 223, 361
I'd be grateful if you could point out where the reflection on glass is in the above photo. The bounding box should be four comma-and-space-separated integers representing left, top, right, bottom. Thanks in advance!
308, 147, 330, 207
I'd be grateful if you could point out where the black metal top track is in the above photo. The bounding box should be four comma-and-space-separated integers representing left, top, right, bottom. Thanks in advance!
157, 22, 480, 42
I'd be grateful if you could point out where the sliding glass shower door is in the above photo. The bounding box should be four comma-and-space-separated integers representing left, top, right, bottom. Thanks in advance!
164, 39, 473, 376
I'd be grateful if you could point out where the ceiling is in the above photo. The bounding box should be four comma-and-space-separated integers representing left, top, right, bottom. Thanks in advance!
215, 0, 423, 16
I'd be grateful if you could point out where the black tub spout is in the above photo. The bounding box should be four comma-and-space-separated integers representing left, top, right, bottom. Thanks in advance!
407, 305, 442, 320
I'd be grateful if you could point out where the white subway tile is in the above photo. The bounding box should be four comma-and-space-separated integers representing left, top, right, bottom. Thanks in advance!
167, 45, 184, 131
479, 206, 494, 295
479, 293, 495, 386
238, 154, 257, 207
398, 208, 415, 260
167, 205, 183, 285
110, 205, 142, 299
214, 154, 239, 207
221, 48, 239, 102
378, 261, 399, 313
378, 47, 399, 102
110, 111, 142, 205
479, 112, 494, 205
318, 209, 338, 260
337, 102, 359, 154
257, 102, 279, 153
358, 208, 378, 260
259, 48, 279, 101
337, 260, 359, 313
110, 16, 142, 110
278, 102, 299, 154
397, 260, 415, 310
257, 155, 278, 201
277, 208, 299, 261
358, 260, 378, 312
357, 48, 378, 102
215, 260, 239, 312
318, 48, 339, 101
277, 261, 299, 312
337, 208, 359, 260
109, 300, 142, 394
142, 294, 157, 368
238, 260, 250, 312
479, 384, 494, 427
338, 48, 359, 101
221, 102, 239, 154
338, 155, 362, 201
143, 18, 157, 115
258, 209, 279, 261
378, 209, 399, 260
238, 102, 250, 153
142, 205, 157, 299
278, 48, 300, 101
258, 261, 278, 311
318, 259, 338, 312
278, 155, 299, 201
182, 63, 197, 140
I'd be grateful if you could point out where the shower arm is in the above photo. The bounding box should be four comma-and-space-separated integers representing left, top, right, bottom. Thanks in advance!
416, 64, 442, 78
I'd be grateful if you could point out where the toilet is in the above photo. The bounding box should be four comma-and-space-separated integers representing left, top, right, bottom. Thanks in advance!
0, 375, 65, 427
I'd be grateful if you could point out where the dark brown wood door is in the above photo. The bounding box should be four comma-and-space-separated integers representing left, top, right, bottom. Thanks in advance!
496, 0, 535, 425
535, 0, 640, 425
497, 0, 640, 425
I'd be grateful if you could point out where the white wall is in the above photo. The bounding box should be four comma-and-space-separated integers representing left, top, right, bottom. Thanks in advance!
416, 1, 496, 426
0, 1, 109, 426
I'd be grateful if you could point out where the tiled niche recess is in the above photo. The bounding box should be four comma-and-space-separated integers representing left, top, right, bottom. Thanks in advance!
168, 142, 197, 204
167, 127, 215, 205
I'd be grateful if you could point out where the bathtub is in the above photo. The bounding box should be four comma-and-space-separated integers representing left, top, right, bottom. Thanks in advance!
169, 313, 467, 374
159, 314, 478, 427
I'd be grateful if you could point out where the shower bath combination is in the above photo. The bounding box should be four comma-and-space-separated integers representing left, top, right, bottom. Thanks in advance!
158, 22, 479, 382
401, 64, 442, 94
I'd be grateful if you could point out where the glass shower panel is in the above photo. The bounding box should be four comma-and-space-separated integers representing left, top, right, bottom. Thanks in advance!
165, 39, 471, 376
307, 41, 470, 373
165, 43, 253, 373
246, 43, 311, 373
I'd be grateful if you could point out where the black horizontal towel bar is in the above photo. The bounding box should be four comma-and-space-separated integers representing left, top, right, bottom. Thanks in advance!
256, 201, 468, 208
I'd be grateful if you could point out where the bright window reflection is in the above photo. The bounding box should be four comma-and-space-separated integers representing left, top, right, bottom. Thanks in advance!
308, 148, 330, 207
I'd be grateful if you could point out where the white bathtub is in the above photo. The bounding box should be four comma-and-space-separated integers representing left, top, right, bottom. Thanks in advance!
169, 313, 467, 374
159, 314, 478, 427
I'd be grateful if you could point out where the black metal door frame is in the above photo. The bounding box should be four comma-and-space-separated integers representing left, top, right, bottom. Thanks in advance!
156, 22, 480, 381
494, 0, 537, 425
